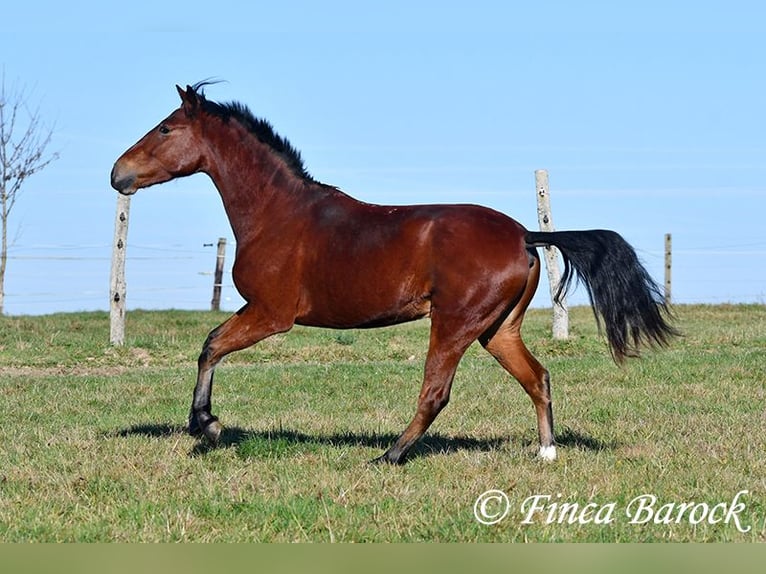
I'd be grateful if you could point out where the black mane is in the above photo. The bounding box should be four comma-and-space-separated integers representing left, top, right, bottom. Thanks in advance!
191, 82, 316, 183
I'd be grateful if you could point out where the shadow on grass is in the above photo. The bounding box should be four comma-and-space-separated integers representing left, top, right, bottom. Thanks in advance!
114, 422, 616, 462
554, 426, 617, 452
114, 423, 185, 438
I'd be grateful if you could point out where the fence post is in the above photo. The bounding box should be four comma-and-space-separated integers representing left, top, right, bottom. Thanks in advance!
211, 237, 227, 311
535, 169, 569, 340
109, 193, 131, 346
664, 233, 672, 304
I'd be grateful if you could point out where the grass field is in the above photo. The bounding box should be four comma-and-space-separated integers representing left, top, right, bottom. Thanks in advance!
0, 304, 763, 542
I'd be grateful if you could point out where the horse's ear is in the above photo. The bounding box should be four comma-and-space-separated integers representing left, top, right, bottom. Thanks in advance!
177, 84, 199, 117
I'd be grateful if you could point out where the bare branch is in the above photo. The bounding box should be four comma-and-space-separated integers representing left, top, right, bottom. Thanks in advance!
0, 74, 58, 217
0, 71, 59, 314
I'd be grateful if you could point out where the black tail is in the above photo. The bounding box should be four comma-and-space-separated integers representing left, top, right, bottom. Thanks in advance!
526, 229, 679, 362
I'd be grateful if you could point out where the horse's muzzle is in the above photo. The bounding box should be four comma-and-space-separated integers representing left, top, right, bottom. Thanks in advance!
110, 163, 137, 195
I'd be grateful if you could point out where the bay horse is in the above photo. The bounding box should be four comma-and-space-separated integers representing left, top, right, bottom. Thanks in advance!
111, 83, 676, 464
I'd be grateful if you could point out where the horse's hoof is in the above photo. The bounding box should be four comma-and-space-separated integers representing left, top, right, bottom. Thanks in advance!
203, 419, 223, 445
370, 451, 405, 465
188, 419, 202, 437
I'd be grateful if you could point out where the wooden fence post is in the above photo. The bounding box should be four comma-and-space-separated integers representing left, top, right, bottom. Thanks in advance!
535, 169, 569, 340
109, 193, 131, 346
664, 233, 672, 304
211, 237, 227, 311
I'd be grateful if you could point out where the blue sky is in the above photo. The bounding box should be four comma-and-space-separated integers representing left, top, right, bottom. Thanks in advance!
2, 0, 764, 315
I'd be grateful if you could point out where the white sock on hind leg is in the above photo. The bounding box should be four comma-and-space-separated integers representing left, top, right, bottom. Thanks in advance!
538, 445, 557, 461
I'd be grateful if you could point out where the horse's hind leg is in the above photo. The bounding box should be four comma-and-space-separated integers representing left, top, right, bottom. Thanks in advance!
481, 321, 556, 461
190, 304, 292, 444
479, 253, 555, 460
374, 316, 473, 465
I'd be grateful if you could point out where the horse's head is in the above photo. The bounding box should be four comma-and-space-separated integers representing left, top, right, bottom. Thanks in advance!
111, 85, 206, 195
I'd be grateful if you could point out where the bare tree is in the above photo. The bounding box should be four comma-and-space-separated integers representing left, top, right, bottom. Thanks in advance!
0, 73, 58, 314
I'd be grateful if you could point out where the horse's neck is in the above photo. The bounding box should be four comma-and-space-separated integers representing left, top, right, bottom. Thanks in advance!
203, 126, 307, 243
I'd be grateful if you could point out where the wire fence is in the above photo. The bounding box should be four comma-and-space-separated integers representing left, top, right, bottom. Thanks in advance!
4, 242, 242, 315
3, 238, 765, 316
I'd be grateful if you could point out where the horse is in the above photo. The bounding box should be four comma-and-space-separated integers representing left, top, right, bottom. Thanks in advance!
111, 83, 677, 464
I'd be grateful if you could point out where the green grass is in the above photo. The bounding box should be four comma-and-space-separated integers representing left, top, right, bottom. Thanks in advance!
0, 305, 764, 542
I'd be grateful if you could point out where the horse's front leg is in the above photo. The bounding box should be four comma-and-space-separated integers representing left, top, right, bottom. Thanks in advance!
187, 337, 223, 443
188, 304, 292, 444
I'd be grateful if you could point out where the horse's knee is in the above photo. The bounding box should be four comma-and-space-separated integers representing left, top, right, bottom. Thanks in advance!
197, 345, 213, 369
198, 328, 221, 367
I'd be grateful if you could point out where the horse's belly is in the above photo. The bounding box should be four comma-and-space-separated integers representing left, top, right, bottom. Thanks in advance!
295, 286, 432, 329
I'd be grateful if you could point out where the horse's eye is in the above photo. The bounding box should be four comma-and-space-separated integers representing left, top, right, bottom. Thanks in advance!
159, 124, 170, 135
